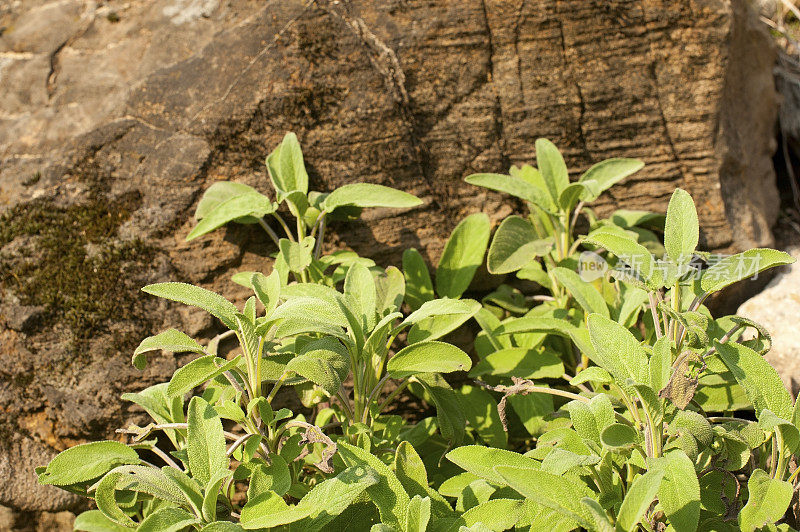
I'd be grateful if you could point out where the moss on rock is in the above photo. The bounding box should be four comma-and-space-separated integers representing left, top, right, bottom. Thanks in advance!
0, 191, 155, 347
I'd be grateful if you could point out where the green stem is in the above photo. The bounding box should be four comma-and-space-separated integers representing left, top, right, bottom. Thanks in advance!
271, 213, 294, 241
267, 372, 289, 403
376, 379, 410, 415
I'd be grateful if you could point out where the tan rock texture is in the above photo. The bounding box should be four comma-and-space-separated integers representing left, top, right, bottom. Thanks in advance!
737, 246, 800, 395
0, 0, 782, 515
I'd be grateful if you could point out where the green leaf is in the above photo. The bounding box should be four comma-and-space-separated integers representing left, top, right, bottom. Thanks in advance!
337, 442, 410, 528
375, 266, 406, 316
553, 267, 609, 318
38, 441, 139, 486
240, 491, 292, 529
700, 249, 794, 294
250, 271, 281, 316
200, 524, 245, 532
387, 341, 471, 378
578, 158, 643, 201
142, 283, 239, 330
413, 373, 467, 444
202, 469, 231, 522
403, 249, 435, 311
405, 495, 432, 532
345, 262, 377, 331
161, 466, 204, 515
73, 510, 131, 532
615, 470, 663, 531
132, 329, 204, 370
715, 340, 793, 420
493, 316, 595, 360
167, 355, 241, 398
457, 499, 526, 531
600, 423, 638, 450
559, 181, 601, 211
570, 366, 613, 386
406, 300, 481, 344
457, 385, 507, 449
648, 450, 700, 532
187, 192, 276, 241
270, 296, 349, 329
400, 298, 479, 330
494, 465, 593, 529
98, 465, 186, 505
195, 181, 260, 220
565, 394, 615, 444
394, 442, 454, 521
436, 213, 491, 298
286, 337, 349, 395
266, 132, 309, 202
278, 237, 314, 273
446, 445, 539, 486
587, 314, 648, 386
582, 498, 615, 532
93, 471, 136, 527
293, 465, 381, 531
247, 456, 290, 499
584, 231, 660, 289
487, 216, 553, 274
535, 138, 570, 203
464, 173, 552, 210
322, 183, 422, 212
469, 348, 563, 379
187, 396, 227, 486
739, 469, 793, 532
649, 336, 672, 393
663, 188, 698, 264
137, 507, 199, 532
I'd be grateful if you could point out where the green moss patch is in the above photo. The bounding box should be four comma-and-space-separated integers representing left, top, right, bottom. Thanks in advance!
0, 191, 155, 346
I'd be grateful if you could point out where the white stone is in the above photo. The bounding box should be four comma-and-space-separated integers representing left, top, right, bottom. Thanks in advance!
737, 246, 800, 394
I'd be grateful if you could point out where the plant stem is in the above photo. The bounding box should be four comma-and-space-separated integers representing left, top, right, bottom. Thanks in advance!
314, 215, 326, 260
271, 213, 294, 241
376, 379, 409, 415
267, 372, 288, 403
257, 218, 282, 246
648, 292, 663, 339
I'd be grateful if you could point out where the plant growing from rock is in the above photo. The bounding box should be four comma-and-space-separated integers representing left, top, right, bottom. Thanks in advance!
452, 186, 798, 530
35, 134, 800, 531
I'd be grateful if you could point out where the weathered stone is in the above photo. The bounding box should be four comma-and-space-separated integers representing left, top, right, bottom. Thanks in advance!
0, 0, 783, 515
737, 246, 800, 394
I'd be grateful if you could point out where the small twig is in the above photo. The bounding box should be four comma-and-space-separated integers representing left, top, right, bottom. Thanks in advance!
475, 378, 591, 432
118, 423, 240, 442
226, 433, 260, 457
149, 445, 182, 470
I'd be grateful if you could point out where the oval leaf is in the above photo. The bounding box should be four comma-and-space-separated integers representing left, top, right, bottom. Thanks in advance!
488, 216, 553, 274
38, 441, 139, 486
322, 183, 422, 212
142, 283, 239, 330
387, 341, 471, 378
133, 329, 204, 370
436, 213, 491, 299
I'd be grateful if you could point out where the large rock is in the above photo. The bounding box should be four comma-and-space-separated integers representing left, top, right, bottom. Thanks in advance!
0, 0, 782, 514
737, 246, 800, 394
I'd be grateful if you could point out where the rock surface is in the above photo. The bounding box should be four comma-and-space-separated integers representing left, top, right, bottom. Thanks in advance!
737, 246, 800, 394
0, 0, 783, 517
